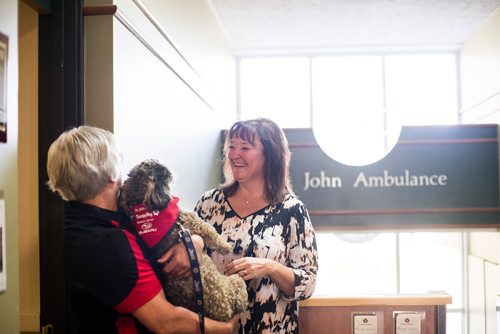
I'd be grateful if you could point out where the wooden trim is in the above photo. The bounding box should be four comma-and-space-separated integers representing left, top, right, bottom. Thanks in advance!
21, 0, 51, 15
397, 138, 498, 145
310, 207, 500, 216
300, 295, 452, 307
289, 143, 319, 148
82, 5, 117, 16
289, 138, 498, 148
312, 224, 500, 231
284, 124, 499, 132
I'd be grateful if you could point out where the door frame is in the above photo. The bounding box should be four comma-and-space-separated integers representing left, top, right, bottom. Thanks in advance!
38, 0, 84, 332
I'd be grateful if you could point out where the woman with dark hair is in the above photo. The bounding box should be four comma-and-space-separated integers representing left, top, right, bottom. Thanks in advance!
195, 118, 318, 333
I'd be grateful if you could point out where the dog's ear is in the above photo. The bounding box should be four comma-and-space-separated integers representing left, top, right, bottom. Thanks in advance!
118, 163, 148, 212
142, 159, 173, 210
144, 180, 170, 210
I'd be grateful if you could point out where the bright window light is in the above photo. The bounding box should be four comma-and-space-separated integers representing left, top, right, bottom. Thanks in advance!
239, 57, 310, 127
312, 56, 401, 166
399, 232, 463, 308
385, 54, 459, 125
314, 232, 398, 295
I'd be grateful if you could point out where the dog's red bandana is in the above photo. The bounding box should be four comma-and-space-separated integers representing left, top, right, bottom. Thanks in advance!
130, 197, 180, 248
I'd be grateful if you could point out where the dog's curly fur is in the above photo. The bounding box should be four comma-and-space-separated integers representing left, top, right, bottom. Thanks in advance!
119, 159, 248, 321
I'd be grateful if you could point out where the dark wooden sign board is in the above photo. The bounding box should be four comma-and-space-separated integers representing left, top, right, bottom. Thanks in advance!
284, 124, 500, 230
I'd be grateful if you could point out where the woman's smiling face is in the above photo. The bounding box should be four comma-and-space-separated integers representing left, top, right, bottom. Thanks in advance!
227, 135, 266, 185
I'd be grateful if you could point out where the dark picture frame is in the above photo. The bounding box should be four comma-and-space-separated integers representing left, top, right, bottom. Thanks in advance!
0, 32, 8, 143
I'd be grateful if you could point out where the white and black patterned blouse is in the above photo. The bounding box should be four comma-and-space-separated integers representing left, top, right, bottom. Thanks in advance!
195, 188, 318, 334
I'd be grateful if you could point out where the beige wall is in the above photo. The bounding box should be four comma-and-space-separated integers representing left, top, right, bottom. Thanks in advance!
460, 7, 500, 334
85, 0, 236, 207
10, 1, 499, 333
460, 8, 500, 124
18, 2, 39, 332
0, 0, 19, 333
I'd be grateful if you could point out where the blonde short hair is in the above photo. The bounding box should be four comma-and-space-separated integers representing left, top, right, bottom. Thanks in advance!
46, 126, 121, 201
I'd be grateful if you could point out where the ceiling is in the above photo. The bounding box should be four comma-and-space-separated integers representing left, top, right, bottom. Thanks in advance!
209, 0, 500, 54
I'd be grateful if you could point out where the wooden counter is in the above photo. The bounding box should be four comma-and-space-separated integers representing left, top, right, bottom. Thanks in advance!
299, 294, 452, 334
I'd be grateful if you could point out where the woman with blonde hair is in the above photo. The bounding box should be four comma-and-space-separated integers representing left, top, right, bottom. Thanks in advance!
47, 125, 238, 334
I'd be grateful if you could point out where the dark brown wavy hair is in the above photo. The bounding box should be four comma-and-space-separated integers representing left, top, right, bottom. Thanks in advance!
222, 118, 292, 204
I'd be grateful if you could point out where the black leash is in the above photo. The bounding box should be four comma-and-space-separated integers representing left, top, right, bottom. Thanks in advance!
179, 228, 205, 334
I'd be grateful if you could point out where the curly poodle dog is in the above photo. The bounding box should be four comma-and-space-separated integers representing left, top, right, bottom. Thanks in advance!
119, 159, 247, 321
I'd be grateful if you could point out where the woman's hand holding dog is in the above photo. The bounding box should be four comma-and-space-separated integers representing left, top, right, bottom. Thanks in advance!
158, 234, 204, 278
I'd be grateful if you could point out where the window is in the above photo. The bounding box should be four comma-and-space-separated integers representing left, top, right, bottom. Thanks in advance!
238, 52, 463, 331
385, 54, 459, 125
315, 233, 397, 295
311, 55, 397, 165
315, 231, 465, 332
239, 53, 458, 165
238, 53, 459, 128
239, 57, 310, 128
398, 232, 463, 308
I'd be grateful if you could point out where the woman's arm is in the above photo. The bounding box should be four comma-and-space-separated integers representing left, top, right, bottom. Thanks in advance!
282, 203, 318, 300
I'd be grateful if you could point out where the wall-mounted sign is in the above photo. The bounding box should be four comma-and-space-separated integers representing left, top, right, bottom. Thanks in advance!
285, 125, 500, 229
394, 312, 422, 334
353, 313, 378, 333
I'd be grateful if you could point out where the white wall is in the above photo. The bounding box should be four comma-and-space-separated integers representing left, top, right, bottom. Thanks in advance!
460, 8, 500, 124
0, 0, 19, 333
85, 0, 236, 208
140, 0, 236, 121
460, 7, 500, 334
